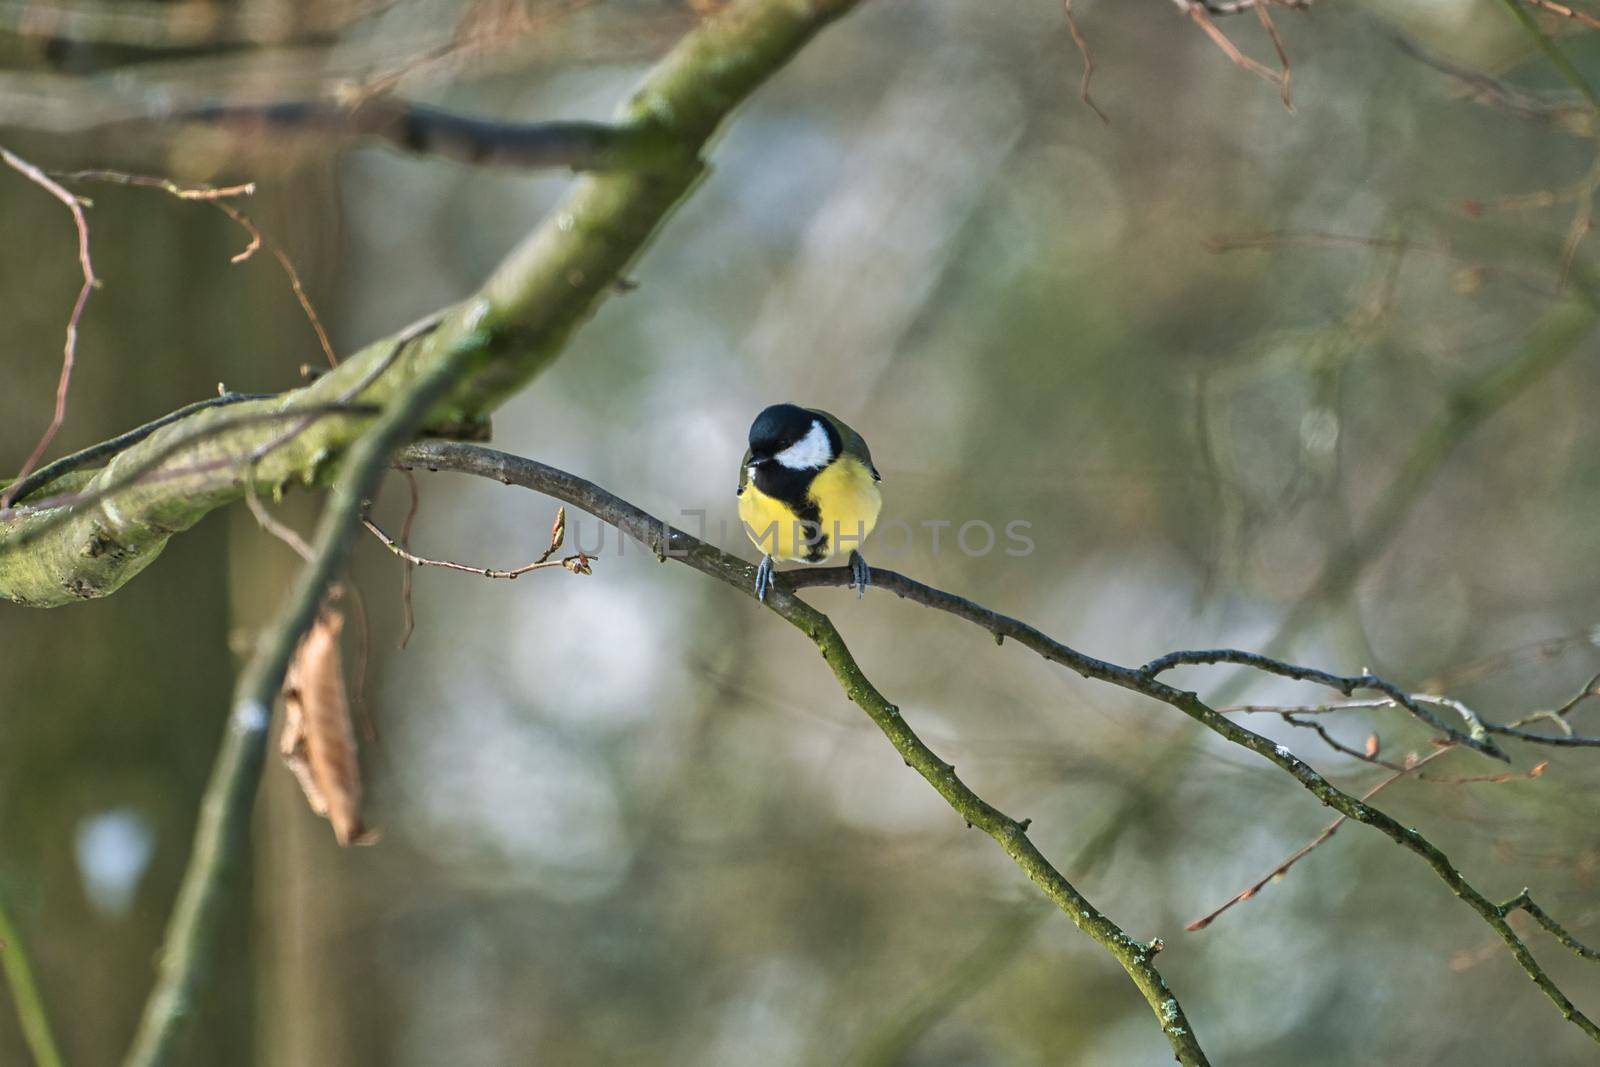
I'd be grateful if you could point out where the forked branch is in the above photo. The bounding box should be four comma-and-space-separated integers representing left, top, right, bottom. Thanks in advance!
403, 438, 1600, 1050
397, 441, 1209, 1064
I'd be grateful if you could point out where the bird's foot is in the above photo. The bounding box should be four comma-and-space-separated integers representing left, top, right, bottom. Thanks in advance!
755, 555, 774, 603
849, 550, 871, 599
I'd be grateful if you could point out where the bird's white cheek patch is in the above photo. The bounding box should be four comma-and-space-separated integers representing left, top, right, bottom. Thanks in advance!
774, 420, 832, 470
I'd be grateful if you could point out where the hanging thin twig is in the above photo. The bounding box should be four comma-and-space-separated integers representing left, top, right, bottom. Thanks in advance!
1060, 0, 1109, 124
0, 147, 98, 508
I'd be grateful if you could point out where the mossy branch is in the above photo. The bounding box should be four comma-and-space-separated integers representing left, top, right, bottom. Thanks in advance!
0, 0, 869, 609
122, 340, 481, 1067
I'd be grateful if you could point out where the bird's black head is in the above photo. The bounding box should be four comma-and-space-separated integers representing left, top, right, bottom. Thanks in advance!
747, 403, 838, 470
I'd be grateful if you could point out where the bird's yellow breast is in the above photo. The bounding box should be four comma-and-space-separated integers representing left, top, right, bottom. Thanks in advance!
740, 455, 881, 563
808, 455, 882, 555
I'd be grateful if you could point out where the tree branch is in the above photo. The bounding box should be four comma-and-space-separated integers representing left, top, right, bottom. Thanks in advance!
1501, 890, 1600, 961
1139, 648, 1505, 758
0, 880, 65, 1067
788, 579, 1600, 1043
1, 391, 274, 507
176, 100, 661, 172
1219, 672, 1600, 749
122, 339, 480, 1067
99, 0, 876, 1059
396, 440, 1210, 1065
400, 438, 1600, 1050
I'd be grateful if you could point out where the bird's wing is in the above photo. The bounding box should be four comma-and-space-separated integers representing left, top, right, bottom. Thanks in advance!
810, 408, 880, 482
736, 444, 753, 496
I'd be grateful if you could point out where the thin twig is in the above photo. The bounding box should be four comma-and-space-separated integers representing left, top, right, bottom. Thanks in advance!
0, 147, 98, 508
1188, 748, 1548, 930
1521, 0, 1600, 32
1187, 746, 1455, 931
1060, 0, 1109, 124
1177, 1, 1285, 91
1418, 761, 1548, 785
1223, 684, 1600, 749
1223, 698, 1405, 715
59, 171, 338, 368
1280, 713, 1406, 771
244, 480, 315, 561
1140, 648, 1506, 759
219, 201, 337, 367
53, 170, 254, 201
1501, 890, 1600, 960
1541, 668, 1600, 720
1229, 703, 1562, 777
362, 510, 591, 579
1254, 0, 1293, 110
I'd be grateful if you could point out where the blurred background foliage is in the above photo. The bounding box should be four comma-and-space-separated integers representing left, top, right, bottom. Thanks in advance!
4, 0, 1600, 1063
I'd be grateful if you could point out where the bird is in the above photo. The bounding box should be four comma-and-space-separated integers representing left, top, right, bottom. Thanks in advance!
737, 403, 882, 603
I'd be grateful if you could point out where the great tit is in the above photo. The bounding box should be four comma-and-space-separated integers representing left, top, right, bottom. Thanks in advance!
737, 403, 882, 602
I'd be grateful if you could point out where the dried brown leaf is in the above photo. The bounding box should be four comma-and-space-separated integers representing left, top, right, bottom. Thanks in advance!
280, 602, 372, 846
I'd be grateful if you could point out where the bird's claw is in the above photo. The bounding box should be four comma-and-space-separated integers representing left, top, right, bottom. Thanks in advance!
849, 550, 871, 599
755, 555, 774, 603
